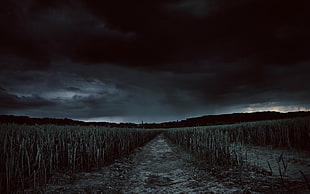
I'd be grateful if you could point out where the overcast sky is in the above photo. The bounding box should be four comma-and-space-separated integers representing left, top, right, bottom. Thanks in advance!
1, 0, 310, 123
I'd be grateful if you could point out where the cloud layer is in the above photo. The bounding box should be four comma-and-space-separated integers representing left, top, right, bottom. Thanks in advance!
1, 0, 309, 122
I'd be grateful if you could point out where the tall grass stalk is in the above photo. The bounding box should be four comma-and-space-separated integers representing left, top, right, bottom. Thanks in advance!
0, 124, 161, 193
164, 117, 310, 166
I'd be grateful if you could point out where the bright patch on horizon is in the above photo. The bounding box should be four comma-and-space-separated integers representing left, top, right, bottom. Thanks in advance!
80, 116, 128, 123
243, 103, 310, 113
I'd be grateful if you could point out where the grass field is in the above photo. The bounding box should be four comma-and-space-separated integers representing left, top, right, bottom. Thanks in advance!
0, 124, 162, 193
163, 117, 310, 192
1, 117, 310, 192
164, 117, 310, 166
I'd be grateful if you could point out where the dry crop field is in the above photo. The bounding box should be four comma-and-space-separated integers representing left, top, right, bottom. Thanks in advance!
1, 117, 310, 193
0, 124, 162, 193
164, 117, 310, 192
165, 117, 310, 165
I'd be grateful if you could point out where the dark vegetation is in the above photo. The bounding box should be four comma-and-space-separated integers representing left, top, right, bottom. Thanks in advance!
165, 117, 310, 166
1, 111, 310, 128
1, 112, 309, 193
0, 124, 162, 193
164, 117, 310, 192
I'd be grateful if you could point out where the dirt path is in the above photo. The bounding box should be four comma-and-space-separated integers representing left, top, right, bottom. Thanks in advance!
44, 135, 244, 193
120, 135, 241, 193
42, 134, 310, 193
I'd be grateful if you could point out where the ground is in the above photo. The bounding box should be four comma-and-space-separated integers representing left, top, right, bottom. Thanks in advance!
31, 134, 309, 193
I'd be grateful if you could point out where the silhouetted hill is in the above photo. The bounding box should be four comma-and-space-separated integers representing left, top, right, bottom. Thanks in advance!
1, 111, 310, 128
159, 111, 310, 128
0, 115, 125, 127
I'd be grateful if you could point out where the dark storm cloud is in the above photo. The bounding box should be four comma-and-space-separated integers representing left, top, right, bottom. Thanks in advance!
1, 60, 309, 121
76, 0, 310, 67
0, 89, 54, 111
1, 0, 310, 122
66, 87, 81, 92
1, 0, 134, 67
2, 0, 309, 67
0, 68, 126, 107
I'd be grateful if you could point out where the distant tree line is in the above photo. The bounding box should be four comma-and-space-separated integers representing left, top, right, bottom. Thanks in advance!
1, 111, 310, 128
